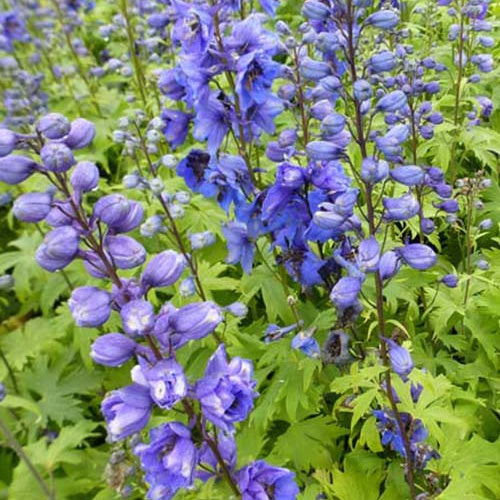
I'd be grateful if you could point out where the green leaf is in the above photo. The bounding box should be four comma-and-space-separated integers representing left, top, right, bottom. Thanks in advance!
269, 416, 349, 470
0, 395, 41, 417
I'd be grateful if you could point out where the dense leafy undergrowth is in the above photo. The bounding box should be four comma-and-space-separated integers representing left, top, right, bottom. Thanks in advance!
0, 0, 499, 499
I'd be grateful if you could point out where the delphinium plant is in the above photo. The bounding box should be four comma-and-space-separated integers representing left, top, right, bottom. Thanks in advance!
0, 0, 498, 499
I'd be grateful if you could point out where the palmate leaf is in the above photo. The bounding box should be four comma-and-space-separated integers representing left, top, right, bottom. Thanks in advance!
241, 264, 295, 323
315, 451, 385, 500
268, 416, 349, 470
0, 314, 70, 370
22, 352, 101, 425
437, 432, 500, 500
8, 421, 99, 500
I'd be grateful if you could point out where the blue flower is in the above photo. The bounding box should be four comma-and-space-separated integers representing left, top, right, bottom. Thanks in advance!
236, 460, 299, 500
195, 344, 257, 432
134, 422, 198, 499
222, 221, 255, 274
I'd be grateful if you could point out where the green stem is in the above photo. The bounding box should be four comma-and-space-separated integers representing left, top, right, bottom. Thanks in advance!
0, 419, 55, 500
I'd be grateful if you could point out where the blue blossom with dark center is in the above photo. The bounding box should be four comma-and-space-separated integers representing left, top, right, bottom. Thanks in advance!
322, 330, 351, 365
134, 422, 198, 499
236, 460, 299, 500
373, 408, 438, 469
193, 93, 233, 154
0, 11, 28, 51
195, 344, 257, 432
176, 149, 212, 193
171, 1, 214, 55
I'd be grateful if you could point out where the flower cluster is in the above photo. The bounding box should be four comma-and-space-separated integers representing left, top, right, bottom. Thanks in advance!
0, 110, 299, 498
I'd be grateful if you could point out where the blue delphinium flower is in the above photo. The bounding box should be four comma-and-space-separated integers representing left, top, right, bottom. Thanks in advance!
236, 460, 299, 500
134, 422, 198, 500
195, 344, 258, 432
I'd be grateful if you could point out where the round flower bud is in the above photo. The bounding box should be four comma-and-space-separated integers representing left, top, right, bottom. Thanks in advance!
396, 244, 437, 270
93, 194, 130, 227
383, 194, 420, 221
321, 113, 346, 137
379, 251, 401, 280
70, 161, 99, 192
353, 79, 372, 101
141, 250, 186, 289
189, 231, 216, 250
479, 219, 493, 230
441, 274, 458, 288
64, 118, 96, 150
302, 0, 331, 20
366, 10, 400, 29
476, 259, 489, 270
0, 155, 37, 184
68, 286, 111, 327
35, 226, 80, 271
37, 113, 70, 140
421, 218, 435, 235
40, 142, 75, 173
385, 338, 413, 378
225, 302, 248, 317
170, 302, 223, 341
13, 192, 52, 222
105, 235, 146, 269
91, 333, 137, 367
0, 129, 17, 157
390, 165, 425, 186
376, 90, 407, 113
